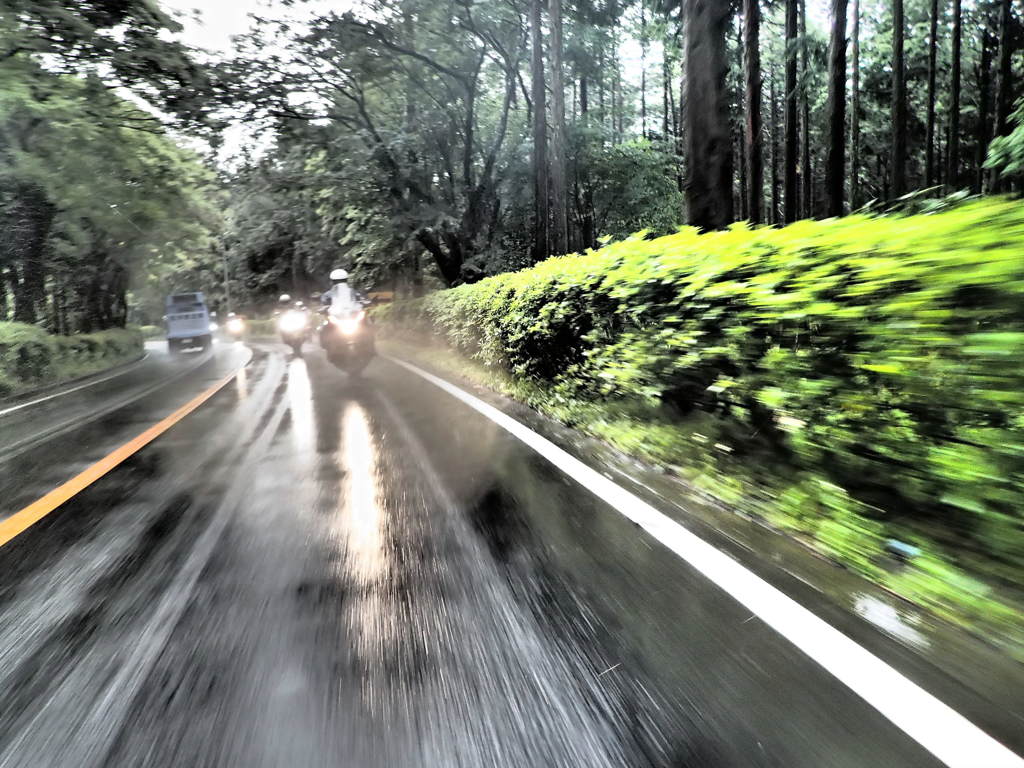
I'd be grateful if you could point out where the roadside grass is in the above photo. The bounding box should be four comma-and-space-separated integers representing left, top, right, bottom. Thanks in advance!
0, 322, 144, 398
380, 333, 1024, 658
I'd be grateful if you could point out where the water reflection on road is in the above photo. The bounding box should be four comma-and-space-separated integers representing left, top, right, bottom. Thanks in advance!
339, 400, 384, 582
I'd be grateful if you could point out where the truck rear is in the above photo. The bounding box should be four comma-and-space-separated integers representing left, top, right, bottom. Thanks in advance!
165, 292, 213, 353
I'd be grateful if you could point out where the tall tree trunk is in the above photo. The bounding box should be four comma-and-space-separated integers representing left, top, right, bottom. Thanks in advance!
744, 0, 763, 223
549, 0, 569, 255
9, 266, 36, 325
674, 25, 685, 192
825, 0, 848, 217
685, 0, 734, 230
402, 2, 416, 131
679, 19, 688, 191
612, 40, 621, 143
663, 33, 671, 139
891, 0, 907, 198
800, 0, 812, 217
851, 0, 861, 208
735, 20, 746, 221
597, 43, 606, 144
784, 0, 798, 221
995, 0, 1013, 136
2, 183, 54, 325
736, 131, 746, 220
925, 0, 938, 186
992, 0, 1014, 191
641, 0, 648, 139
947, 0, 962, 188
976, 17, 994, 193
770, 68, 781, 224
580, 75, 596, 250
530, 0, 548, 262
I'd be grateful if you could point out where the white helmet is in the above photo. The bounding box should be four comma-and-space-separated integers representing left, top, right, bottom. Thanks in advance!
329, 268, 349, 283
278, 293, 292, 303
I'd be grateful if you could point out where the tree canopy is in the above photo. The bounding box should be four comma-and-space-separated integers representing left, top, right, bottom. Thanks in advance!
2, 0, 1023, 318
0, 0, 221, 331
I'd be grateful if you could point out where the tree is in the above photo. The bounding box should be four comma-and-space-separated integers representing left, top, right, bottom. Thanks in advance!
685, 0, 733, 230
976, 9, 995, 192
531, 0, 549, 261
743, 0, 763, 223
891, 0, 907, 198
825, 0, 848, 217
994, 0, 1014, 137
800, 0, 812, 217
579, 72, 597, 250
550, 0, 569, 256
228, 1, 527, 286
850, 0, 861, 207
946, 0, 962, 188
784, 0, 799, 221
640, 1, 648, 138
0, 2, 219, 331
925, 0, 938, 187
770, 67, 781, 223
1, 0, 214, 129
0, 70, 218, 330
992, 0, 1014, 191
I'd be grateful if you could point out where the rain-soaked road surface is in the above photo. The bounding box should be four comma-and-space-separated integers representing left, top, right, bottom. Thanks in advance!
1, 341, 1021, 768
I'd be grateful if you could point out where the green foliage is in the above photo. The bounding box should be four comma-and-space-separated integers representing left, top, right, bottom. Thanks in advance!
245, 318, 278, 338
0, 0, 222, 331
0, 63, 222, 330
986, 100, 1024, 178
382, 199, 1024, 633
0, 322, 143, 396
0, 0, 215, 128
584, 139, 685, 240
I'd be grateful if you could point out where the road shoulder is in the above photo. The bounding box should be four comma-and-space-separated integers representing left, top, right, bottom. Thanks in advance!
378, 339, 1024, 759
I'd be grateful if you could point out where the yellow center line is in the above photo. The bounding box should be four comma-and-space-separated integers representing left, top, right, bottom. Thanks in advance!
0, 365, 244, 549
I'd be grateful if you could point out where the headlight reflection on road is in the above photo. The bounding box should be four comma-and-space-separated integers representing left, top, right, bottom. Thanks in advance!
339, 401, 383, 580
234, 367, 249, 400
286, 358, 314, 452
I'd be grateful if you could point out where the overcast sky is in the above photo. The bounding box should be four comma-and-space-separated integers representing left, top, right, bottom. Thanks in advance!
161, 0, 270, 55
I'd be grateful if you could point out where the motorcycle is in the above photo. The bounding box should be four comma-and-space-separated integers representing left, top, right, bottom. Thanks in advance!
277, 308, 311, 354
225, 313, 246, 341
319, 305, 374, 375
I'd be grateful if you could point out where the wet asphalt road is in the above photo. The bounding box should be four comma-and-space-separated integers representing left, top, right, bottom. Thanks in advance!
0, 341, 1016, 767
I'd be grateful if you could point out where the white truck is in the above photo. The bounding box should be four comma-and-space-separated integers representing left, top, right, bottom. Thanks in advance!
165, 292, 213, 353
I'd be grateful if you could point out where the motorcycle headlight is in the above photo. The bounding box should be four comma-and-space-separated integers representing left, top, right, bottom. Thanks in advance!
338, 317, 361, 336
226, 317, 245, 334
209, 321, 219, 332
278, 311, 306, 333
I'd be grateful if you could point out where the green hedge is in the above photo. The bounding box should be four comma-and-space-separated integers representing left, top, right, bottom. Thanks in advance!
0, 323, 144, 397
246, 318, 277, 338
380, 199, 1024, 633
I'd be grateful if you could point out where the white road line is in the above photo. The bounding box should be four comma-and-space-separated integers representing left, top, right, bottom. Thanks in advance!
389, 356, 1024, 768
0, 353, 150, 417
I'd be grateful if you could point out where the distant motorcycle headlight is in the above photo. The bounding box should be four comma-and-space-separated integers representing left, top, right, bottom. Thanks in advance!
226, 317, 245, 334
278, 311, 306, 333
209, 321, 219, 332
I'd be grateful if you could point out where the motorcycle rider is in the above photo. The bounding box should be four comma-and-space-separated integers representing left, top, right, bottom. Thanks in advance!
274, 293, 292, 317
319, 268, 373, 354
320, 270, 365, 313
